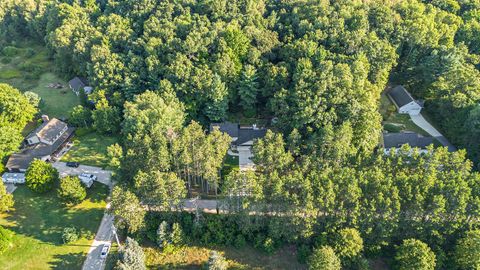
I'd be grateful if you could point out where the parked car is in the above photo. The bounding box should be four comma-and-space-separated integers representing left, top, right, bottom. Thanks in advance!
100, 243, 111, 259
66, 162, 80, 168
78, 173, 96, 188
2, 173, 25, 184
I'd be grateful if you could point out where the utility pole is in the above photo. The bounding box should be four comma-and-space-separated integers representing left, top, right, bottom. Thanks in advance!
111, 223, 121, 247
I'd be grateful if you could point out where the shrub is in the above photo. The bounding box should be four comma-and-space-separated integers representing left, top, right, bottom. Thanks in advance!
384, 123, 402, 133
207, 251, 227, 270
26, 159, 59, 193
1, 57, 11, 64
58, 176, 87, 204
170, 223, 184, 246
0, 226, 13, 254
2, 46, 19, 57
62, 226, 78, 243
24, 91, 41, 108
309, 246, 341, 270
234, 234, 246, 248
297, 244, 311, 264
262, 237, 276, 254
75, 127, 94, 137
454, 230, 480, 269
156, 221, 169, 248
116, 237, 146, 270
395, 239, 436, 270
333, 228, 364, 262
24, 48, 35, 57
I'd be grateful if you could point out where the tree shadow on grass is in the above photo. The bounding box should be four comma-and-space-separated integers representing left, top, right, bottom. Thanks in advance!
3, 185, 108, 245
48, 251, 86, 270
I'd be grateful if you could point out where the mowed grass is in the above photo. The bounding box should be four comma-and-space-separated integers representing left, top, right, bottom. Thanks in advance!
0, 42, 80, 118
61, 131, 119, 168
0, 183, 109, 270
143, 245, 306, 270
380, 93, 429, 136
32, 72, 80, 118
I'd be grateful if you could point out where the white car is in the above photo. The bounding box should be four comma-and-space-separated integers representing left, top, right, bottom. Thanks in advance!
78, 173, 96, 188
100, 243, 111, 259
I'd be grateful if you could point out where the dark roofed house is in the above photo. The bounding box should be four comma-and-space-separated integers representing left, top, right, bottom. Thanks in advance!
6, 116, 74, 172
209, 122, 267, 147
68, 77, 89, 96
387, 86, 422, 115
382, 132, 435, 155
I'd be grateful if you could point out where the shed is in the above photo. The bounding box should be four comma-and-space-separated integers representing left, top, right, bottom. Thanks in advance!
68, 77, 89, 95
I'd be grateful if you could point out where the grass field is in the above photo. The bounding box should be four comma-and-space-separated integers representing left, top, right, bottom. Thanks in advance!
61, 130, 118, 168
142, 245, 305, 270
0, 42, 80, 118
0, 183, 109, 270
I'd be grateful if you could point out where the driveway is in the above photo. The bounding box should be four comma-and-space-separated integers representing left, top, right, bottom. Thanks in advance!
4, 183, 17, 194
409, 114, 457, 151
82, 212, 114, 270
238, 146, 254, 171
53, 162, 112, 186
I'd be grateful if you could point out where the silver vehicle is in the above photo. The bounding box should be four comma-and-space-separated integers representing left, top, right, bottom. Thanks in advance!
100, 243, 111, 259
78, 173, 96, 188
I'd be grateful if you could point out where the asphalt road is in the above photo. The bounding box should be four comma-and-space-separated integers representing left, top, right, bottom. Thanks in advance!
82, 212, 114, 270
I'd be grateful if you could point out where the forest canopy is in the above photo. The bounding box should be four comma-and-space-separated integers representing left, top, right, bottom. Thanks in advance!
1, 0, 480, 268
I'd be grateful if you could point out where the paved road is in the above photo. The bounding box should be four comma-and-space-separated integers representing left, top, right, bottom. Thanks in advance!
82, 212, 114, 270
53, 162, 112, 186
409, 113, 457, 151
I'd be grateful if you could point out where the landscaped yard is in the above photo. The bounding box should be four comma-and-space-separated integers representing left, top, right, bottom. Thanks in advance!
380, 93, 429, 136
0, 42, 80, 118
0, 183, 109, 270
61, 130, 118, 168
143, 245, 306, 270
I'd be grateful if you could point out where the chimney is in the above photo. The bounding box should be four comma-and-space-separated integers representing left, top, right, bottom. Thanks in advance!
41, 115, 50, 122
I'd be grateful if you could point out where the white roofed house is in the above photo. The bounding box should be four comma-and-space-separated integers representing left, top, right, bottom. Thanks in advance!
6, 115, 75, 172
387, 86, 423, 115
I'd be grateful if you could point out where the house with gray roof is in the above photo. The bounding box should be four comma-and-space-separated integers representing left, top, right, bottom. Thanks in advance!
382, 132, 435, 155
6, 115, 74, 172
209, 122, 267, 147
68, 77, 92, 96
387, 86, 422, 115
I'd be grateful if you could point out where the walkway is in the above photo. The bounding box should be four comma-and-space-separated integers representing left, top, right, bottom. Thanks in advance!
409, 114, 457, 151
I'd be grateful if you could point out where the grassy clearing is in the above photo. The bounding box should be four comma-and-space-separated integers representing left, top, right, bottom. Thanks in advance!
143, 245, 305, 270
61, 130, 118, 168
0, 183, 109, 270
380, 93, 429, 136
32, 72, 80, 118
0, 42, 80, 118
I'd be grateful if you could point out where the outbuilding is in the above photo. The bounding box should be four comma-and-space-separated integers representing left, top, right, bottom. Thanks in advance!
387, 86, 422, 115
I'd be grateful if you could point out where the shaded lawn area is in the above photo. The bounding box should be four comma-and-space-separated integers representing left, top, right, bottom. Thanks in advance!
380, 93, 429, 136
0, 183, 109, 270
61, 131, 118, 168
143, 245, 306, 270
0, 42, 80, 119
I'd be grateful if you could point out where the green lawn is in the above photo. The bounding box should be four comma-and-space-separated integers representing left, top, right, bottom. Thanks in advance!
61, 131, 118, 168
380, 93, 429, 136
0, 42, 80, 118
0, 183, 109, 270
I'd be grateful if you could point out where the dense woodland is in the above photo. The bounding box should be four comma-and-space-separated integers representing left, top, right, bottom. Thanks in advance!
1, 0, 480, 269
